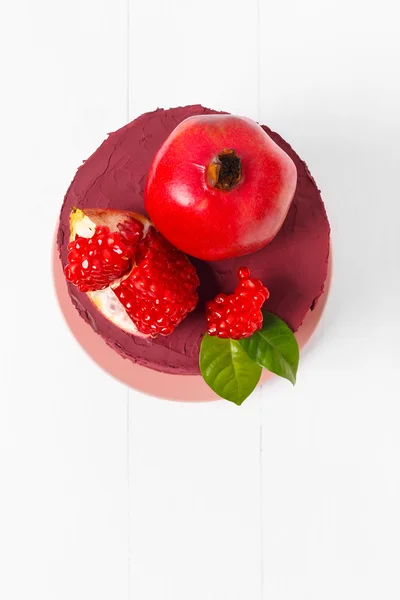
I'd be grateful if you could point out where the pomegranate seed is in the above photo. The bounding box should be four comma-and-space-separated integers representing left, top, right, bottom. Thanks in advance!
238, 266, 251, 279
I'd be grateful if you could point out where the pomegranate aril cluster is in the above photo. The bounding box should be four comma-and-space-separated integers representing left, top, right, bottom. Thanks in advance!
117, 218, 144, 246
113, 228, 199, 336
206, 267, 269, 340
65, 224, 139, 293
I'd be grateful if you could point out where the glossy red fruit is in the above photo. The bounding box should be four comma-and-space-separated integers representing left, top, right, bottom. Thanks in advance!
206, 267, 269, 340
65, 222, 142, 292
113, 228, 200, 336
145, 114, 297, 261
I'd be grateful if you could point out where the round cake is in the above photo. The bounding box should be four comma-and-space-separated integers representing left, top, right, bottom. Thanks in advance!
57, 105, 330, 375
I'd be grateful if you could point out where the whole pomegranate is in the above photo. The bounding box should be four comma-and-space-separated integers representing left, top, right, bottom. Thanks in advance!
145, 114, 297, 261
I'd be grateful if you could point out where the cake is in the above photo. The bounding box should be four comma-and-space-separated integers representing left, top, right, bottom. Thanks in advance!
57, 105, 330, 377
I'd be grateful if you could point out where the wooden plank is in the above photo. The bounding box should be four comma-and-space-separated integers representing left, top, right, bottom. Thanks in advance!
127, 1, 262, 598
128, 393, 262, 600
0, 2, 129, 599
259, 0, 400, 598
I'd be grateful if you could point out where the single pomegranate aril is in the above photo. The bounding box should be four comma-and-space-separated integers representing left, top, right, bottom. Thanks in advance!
65, 224, 140, 292
206, 267, 269, 340
113, 228, 199, 337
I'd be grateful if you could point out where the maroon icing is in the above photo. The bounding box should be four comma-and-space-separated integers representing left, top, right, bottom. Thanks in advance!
57, 105, 330, 375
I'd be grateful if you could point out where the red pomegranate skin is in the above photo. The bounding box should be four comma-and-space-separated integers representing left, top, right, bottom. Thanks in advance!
145, 114, 298, 261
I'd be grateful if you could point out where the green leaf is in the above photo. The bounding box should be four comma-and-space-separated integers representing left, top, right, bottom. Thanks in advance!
200, 335, 262, 405
239, 312, 299, 385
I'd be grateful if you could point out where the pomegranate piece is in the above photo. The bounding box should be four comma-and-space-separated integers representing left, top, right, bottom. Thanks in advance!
145, 114, 297, 261
64, 208, 199, 337
65, 224, 141, 292
206, 267, 270, 340
113, 228, 199, 336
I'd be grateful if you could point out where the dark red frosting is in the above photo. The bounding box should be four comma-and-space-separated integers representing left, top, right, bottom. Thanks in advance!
57, 105, 330, 375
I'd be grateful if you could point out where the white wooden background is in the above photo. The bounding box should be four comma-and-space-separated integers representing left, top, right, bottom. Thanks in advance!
1, 1, 400, 599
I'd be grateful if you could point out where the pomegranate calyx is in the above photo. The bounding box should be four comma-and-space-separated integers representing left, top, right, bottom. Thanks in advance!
207, 149, 242, 190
